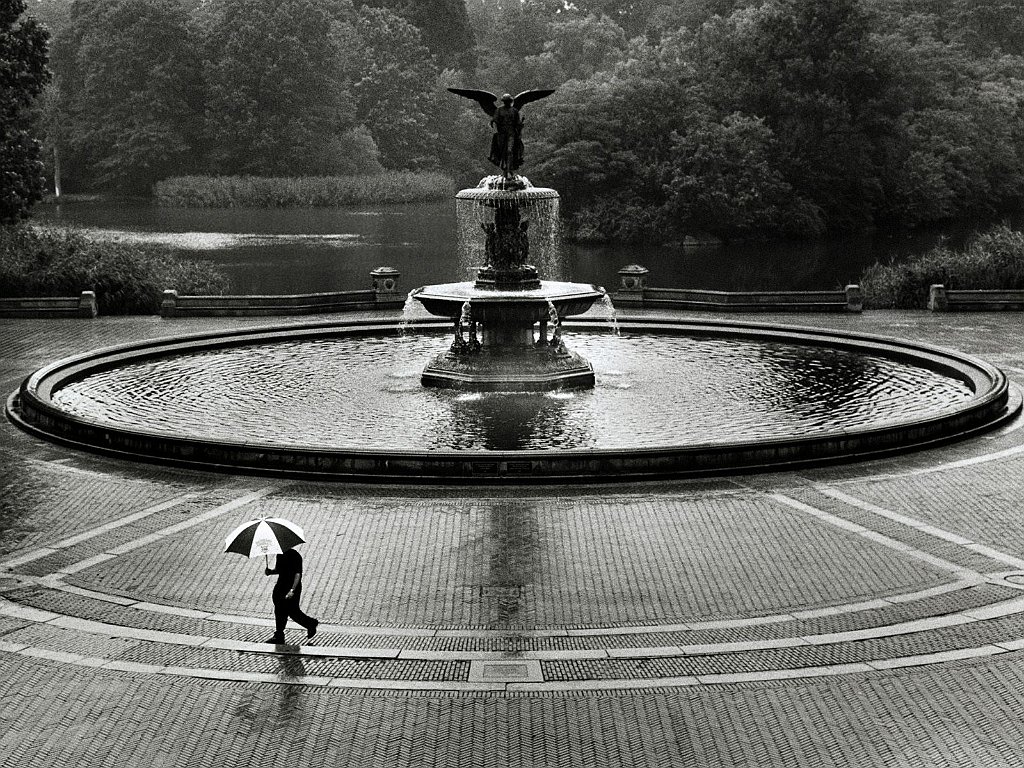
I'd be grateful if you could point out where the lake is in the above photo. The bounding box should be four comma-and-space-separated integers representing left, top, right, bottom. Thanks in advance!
33, 198, 1023, 295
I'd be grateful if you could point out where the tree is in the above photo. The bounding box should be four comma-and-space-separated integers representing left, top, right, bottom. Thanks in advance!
470, 0, 563, 88
692, 0, 899, 230
50, 0, 197, 192
528, 13, 629, 82
201, 0, 356, 176
1, 0, 49, 223
352, 6, 447, 169
663, 112, 823, 238
357, 0, 476, 71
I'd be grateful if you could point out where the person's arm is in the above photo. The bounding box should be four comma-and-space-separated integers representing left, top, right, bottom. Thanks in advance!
285, 572, 301, 598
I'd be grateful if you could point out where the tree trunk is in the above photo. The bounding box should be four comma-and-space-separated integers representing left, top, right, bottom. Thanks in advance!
53, 145, 62, 199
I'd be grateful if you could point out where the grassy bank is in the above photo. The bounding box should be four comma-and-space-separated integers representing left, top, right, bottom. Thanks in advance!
861, 225, 1024, 309
154, 172, 456, 208
0, 225, 229, 314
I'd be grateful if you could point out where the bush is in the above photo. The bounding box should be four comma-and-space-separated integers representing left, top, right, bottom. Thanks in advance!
0, 224, 229, 314
861, 224, 1024, 308
153, 171, 455, 208
566, 196, 668, 244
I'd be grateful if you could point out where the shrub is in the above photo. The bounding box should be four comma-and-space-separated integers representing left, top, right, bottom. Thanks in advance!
861, 224, 1024, 308
0, 224, 229, 314
153, 171, 455, 208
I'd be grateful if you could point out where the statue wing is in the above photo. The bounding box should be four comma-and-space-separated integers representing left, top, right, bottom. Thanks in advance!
513, 89, 556, 110
447, 88, 498, 117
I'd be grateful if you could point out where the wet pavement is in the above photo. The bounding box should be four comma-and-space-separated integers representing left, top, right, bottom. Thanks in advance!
2, 309, 1024, 766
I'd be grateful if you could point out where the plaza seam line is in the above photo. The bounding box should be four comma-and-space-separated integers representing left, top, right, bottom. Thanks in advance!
832, 440, 1024, 482
816, 485, 1024, 570
24, 572, 985, 639
5, 593, 1024, 662
0, 638, 1019, 691
0, 492, 201, 570
768, 493, 984, 580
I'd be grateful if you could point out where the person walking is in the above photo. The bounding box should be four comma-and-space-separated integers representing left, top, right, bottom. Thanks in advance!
265, 546, 319, 644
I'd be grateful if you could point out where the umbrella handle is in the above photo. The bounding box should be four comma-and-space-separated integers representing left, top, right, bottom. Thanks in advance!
265, 554, 269, 569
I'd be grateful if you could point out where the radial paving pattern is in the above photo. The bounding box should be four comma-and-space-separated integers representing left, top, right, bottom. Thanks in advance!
2, 311, 1024, 766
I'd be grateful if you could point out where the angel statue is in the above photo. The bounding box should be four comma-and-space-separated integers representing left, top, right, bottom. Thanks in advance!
448, 88, 556, 177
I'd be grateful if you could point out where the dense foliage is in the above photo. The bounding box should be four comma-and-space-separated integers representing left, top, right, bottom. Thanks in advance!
1, 0, 49, 223
154, 172, 455, 207
0, 224, 228, 312
861, 224, 1024, 308
26, 0, 1024, 242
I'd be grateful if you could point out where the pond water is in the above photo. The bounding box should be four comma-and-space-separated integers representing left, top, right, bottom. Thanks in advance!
33, 199, 1023, 294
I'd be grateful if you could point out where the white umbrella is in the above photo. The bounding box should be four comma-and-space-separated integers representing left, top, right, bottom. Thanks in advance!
224, 517, 306, 565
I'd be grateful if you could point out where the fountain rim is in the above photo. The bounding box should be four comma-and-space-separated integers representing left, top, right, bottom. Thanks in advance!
6, 316, 1016, 484
411, 280, 605, 303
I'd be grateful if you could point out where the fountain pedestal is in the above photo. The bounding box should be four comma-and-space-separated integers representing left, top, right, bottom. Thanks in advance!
413, 175, 603, 391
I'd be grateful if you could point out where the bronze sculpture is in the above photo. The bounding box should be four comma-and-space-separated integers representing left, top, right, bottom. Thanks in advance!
448, 88, 556, 177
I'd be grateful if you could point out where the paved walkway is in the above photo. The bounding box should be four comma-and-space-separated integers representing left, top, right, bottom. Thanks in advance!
2, 310, 1024, 766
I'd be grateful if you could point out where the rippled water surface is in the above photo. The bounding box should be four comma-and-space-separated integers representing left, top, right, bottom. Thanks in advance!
51, 332, 975, 452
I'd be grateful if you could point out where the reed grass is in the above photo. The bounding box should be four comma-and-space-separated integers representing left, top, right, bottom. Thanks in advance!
0, 224, 229, 314
154, 172, 456, 208
861, 224, 1024, 308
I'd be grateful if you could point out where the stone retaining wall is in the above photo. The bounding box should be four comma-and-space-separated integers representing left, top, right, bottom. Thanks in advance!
0, 291, 98, 318
929, 285, 1024, 311
612, 265, 862, 312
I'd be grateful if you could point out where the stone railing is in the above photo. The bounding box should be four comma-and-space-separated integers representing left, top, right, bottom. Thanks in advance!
161, 267, 406, 317
0, 291, 98, 318
612, 265, 862, 313
928, 285, 1024, 311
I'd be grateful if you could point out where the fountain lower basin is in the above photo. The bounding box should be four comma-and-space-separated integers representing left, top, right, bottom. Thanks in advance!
413, 280, 605, 390
6, 317, 1016, 483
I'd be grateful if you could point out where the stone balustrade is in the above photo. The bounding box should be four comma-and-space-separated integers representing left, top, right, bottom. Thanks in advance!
0, 291, 98, 318
928, 285, 1024, 311
160, 267, 405, 317
613, 265, 862, 312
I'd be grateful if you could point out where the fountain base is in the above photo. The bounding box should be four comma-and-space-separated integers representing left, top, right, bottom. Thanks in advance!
421, 344, 595, 391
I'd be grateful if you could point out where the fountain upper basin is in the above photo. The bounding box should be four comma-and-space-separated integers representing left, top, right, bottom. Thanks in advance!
412, 280, 604, 322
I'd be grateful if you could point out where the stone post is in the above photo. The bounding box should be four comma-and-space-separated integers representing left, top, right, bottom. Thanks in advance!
78, 290, 98, 318
845, 284, 863, 313
928, 284, 948, 311
615, 264, 649, 304
371, 267, 401, 303
161, 289, 178, 318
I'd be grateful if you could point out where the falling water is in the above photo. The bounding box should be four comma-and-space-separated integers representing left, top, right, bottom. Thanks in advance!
455, 178, 563, 282
398, 290, 420, 336
594, 293, 620, 336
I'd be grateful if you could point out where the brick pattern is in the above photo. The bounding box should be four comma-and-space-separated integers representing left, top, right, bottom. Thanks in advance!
840, 457, 1024, 559
67, 490, 946, 631
5, 652, 1024, 766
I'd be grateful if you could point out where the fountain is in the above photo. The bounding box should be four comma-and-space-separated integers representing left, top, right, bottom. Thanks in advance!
3, 86, 1019, 482
413, 174, 603, 390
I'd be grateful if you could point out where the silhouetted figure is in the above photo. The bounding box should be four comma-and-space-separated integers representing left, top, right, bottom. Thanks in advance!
448, 88, 556, 176
265, 547, 319, 643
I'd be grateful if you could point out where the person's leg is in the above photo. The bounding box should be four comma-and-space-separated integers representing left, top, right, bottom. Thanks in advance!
285, 585, 318, 637
270, 592, 288, 642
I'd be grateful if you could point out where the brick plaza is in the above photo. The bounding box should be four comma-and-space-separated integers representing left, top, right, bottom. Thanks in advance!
2, 309, 1024, 767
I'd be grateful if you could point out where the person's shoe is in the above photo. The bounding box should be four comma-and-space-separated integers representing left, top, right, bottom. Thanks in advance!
266, 634, 285, 644
307, 619, 319, 640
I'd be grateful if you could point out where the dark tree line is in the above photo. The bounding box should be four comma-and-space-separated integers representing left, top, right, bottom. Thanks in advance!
33, 0, 476, 193
522, 0, 1024, 241
1, 0, 49, 223
8, 0, 1024, 243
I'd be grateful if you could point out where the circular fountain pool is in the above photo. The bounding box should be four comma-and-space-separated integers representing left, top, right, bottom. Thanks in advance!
7, 317, 1014, 482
